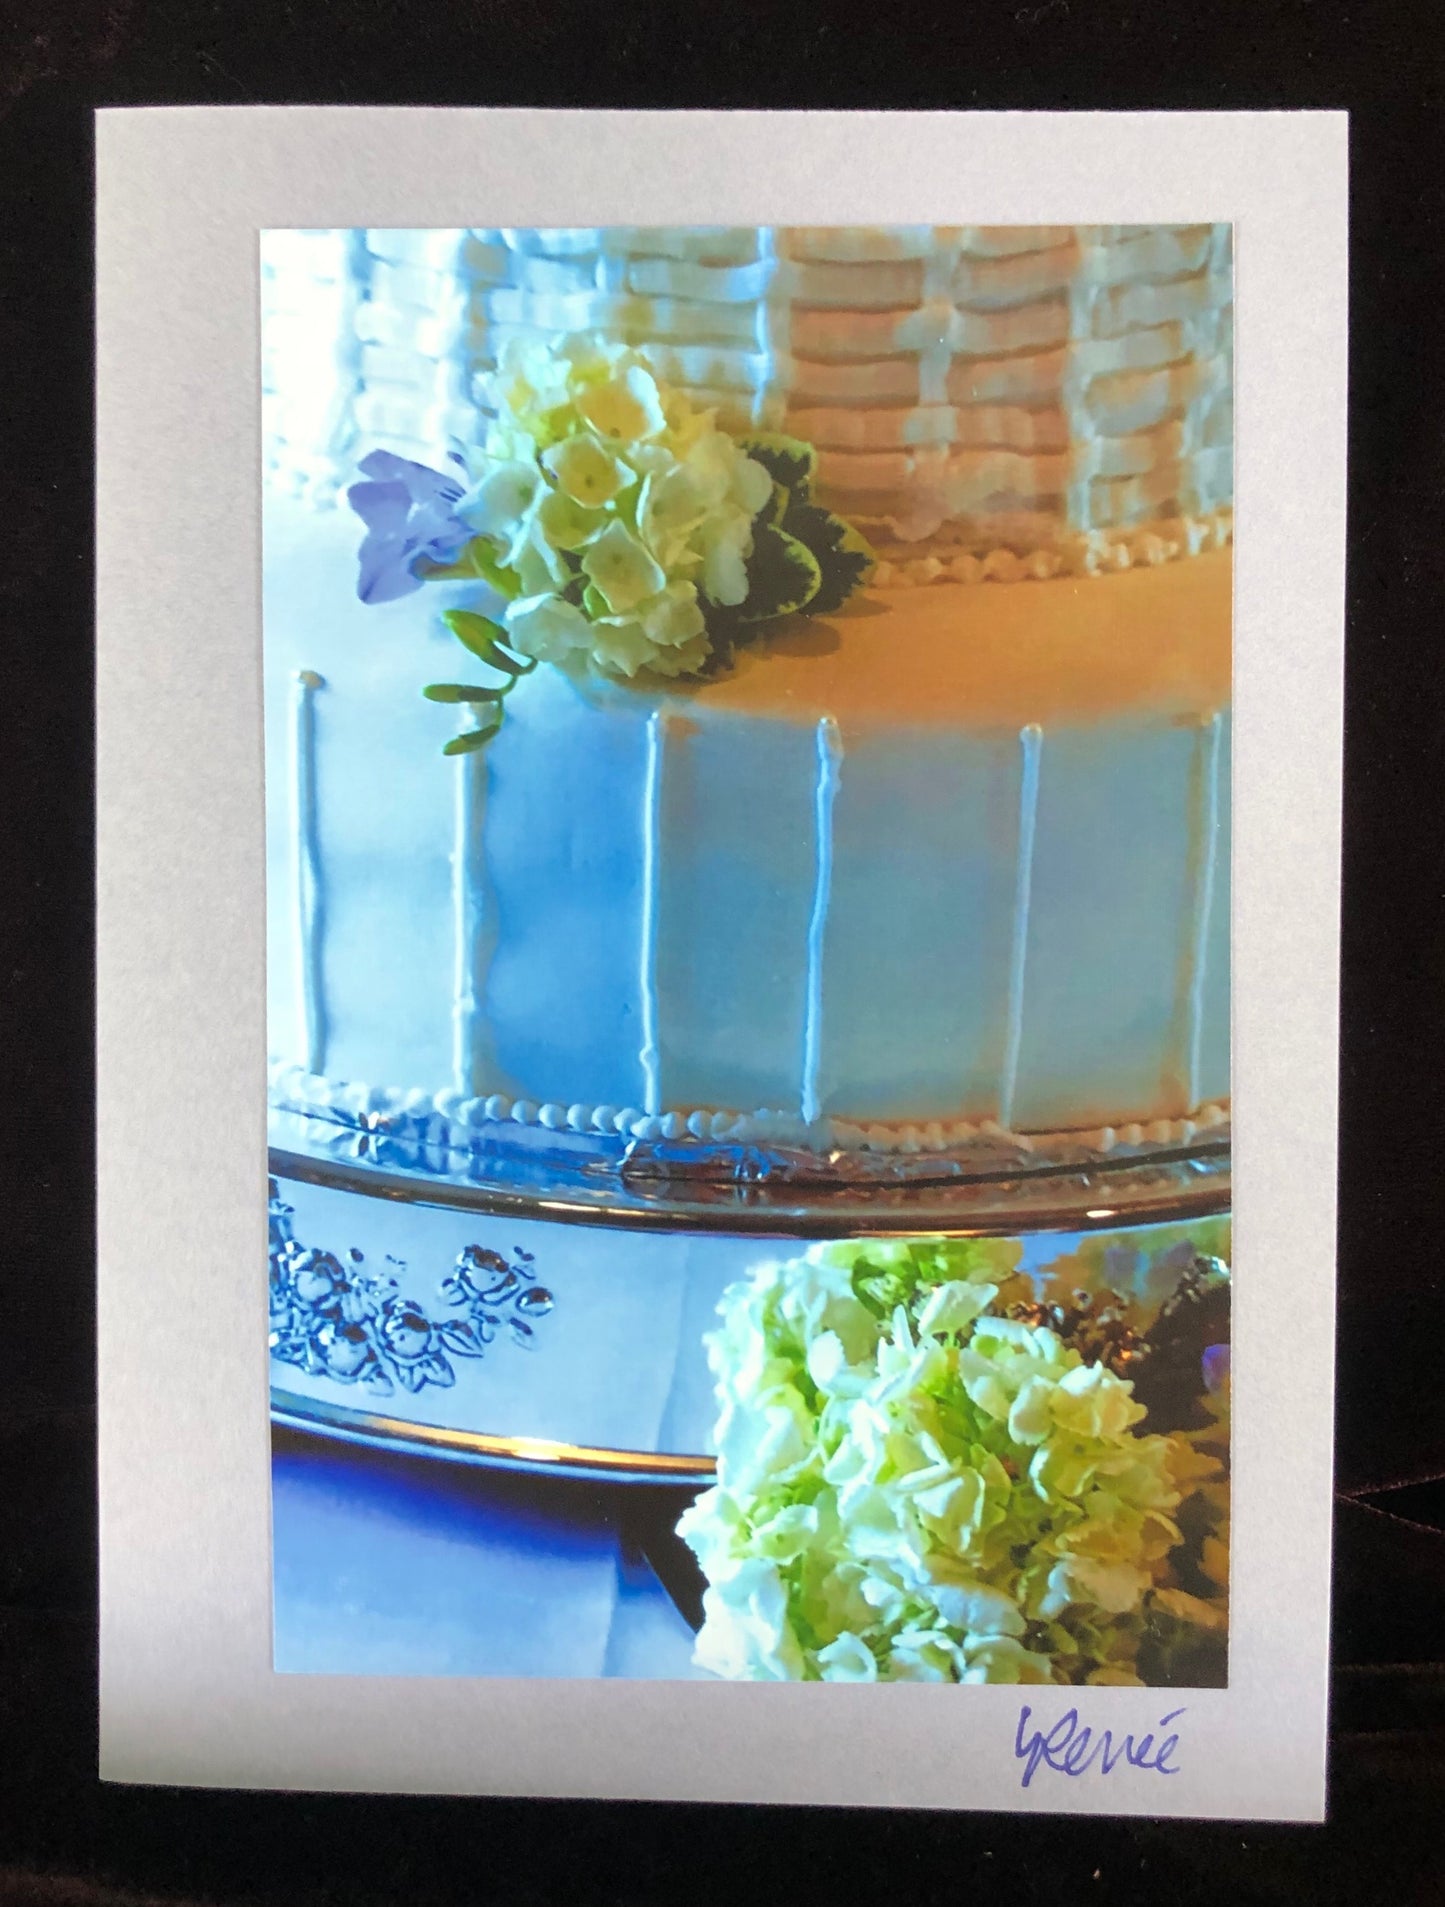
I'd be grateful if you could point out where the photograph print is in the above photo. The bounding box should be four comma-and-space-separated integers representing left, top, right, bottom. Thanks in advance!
262, 222, 1233, 1687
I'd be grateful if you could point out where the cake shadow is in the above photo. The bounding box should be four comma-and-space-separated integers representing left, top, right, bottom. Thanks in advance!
748, 595, 893, 666
752, 616, 844, 660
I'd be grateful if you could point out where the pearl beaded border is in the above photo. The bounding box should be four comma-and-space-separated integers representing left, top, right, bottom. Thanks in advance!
868, 508, 1233, 590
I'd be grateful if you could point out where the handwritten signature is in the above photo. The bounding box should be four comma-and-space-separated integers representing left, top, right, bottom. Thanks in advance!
1014, 1704, 1185, 1788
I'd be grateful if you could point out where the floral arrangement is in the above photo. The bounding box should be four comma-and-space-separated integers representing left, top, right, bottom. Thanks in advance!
677, 1233, 1230, 1687
347, 335, 873, 753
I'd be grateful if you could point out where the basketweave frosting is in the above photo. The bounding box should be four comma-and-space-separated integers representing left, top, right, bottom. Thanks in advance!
261, 224, 1233, 555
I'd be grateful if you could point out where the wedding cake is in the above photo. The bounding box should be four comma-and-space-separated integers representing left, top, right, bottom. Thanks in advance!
261, 225, 1232, 1169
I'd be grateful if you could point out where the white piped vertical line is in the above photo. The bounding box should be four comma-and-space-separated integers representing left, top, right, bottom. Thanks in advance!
450, 721, 494, 1098
801, 717, 843, 1125
289, 669, 327, 1076
1184, 712, 1224, 1110
998, 724, 1043, 1131
1200, 223, 1235, 516
750, 226, 788, 428
1061, 229, 1101, 533
259, 230, 363, 504
638, 710, 666, 1116
909, 232, 965, 521
594, 231, 627, 294
916, 229, 964, 407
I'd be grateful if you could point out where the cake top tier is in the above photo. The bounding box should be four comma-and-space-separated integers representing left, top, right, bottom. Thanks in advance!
262, 225, 1233, 554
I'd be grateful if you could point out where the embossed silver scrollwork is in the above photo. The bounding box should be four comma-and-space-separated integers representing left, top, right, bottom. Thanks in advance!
267, 1179, 554, 1399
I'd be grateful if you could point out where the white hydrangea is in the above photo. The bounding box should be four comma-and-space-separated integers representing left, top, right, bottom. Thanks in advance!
458, 334, 775, 682
678, 1239, 1199, 1686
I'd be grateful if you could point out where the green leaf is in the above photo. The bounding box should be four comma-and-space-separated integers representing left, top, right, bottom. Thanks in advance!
415, 555, 469, 582
421, 537, 520, 599
733, 522, 822, 625
442, 716, 502, 757
483, 646, 534, 677
423, 683, 505, 704
441, 610, 535, 676
756, 479, 792, 529
582, 581, 610, 620
734, 433, 818, 499
442, 608, 507, 659
469, 538, 521, 599
780, 502, 876, 614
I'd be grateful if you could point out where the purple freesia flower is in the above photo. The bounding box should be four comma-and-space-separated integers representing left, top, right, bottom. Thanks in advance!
347, 450, 472, 604
1201, 1343, 1231, 1394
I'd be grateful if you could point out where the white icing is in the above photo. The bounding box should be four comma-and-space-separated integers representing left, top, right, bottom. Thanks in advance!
1184, 712, 1225, 1111
288, 668, 327, 1074
260, 228, 1234, 1160
261, 230, 367, 503
261, 224, 1233, 549
450, 721, 495, 1097
750, 226, 788, 429
638, 710, 666, 1117
268, 1058, 1230, 1164
263, 497, 1232, 1141
801, 717, 842, 1126
1005, 717, 1227, 1132
916, 230, 965, 407
998, 724, 1042, 1133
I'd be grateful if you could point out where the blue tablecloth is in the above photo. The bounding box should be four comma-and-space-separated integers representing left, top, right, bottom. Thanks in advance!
271, 1432, 709, 1679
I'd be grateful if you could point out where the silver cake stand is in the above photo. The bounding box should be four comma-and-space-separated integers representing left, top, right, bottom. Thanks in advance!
268, 1102, 1230, 1484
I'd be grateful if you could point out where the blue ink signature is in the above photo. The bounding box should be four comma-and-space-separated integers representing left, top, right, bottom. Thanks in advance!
1014, 1704, 1185, 1788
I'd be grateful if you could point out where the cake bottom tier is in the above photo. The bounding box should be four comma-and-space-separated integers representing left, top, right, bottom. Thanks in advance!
264, 498, 1232, 1149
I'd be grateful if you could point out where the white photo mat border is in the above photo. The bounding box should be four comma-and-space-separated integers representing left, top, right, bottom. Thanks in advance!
96, 107, 1347, 1819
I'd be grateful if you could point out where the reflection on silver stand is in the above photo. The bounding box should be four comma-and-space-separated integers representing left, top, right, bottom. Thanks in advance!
269, 1102, 1231, 1481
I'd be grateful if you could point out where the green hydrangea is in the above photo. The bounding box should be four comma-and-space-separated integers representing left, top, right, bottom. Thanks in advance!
678, 1236, 1228, 1686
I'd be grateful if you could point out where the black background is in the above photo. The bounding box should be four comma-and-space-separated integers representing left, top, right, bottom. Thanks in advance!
3, 1, 1444, 1900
